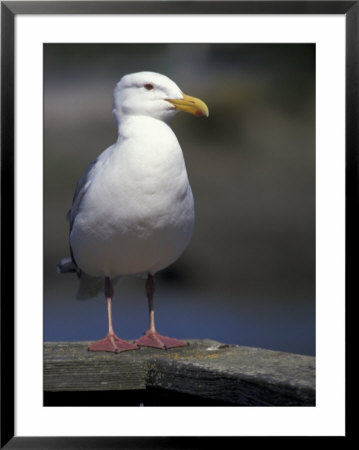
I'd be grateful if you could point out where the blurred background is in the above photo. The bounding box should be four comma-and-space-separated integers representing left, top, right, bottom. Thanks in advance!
44, 44, 315, 356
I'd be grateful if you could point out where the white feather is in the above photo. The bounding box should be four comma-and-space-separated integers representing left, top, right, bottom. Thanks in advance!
68, 72, 195, 282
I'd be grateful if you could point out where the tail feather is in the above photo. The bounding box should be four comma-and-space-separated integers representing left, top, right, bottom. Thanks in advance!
56, 257, 77, 274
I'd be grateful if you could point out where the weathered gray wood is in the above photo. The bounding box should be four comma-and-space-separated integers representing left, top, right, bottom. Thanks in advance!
44, 339, 315, 406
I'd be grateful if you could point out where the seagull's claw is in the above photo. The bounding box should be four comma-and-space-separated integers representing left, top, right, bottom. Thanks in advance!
135, 330, 188, 349
88, 334, 139, 353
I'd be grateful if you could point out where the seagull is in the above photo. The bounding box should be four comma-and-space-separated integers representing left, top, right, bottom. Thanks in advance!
57, 71, 209, 353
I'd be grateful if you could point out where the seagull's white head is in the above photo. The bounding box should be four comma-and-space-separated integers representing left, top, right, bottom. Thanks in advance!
113, 71, 209, 124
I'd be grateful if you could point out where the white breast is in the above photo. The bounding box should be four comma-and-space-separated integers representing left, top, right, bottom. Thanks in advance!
70, 116, 195, 278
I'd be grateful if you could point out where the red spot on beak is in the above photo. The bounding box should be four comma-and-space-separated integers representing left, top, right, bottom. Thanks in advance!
195, 110, 202, 117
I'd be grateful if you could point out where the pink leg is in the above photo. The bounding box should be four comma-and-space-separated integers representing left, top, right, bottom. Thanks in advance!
89, 277, 138, 353
135, 274, 188, 349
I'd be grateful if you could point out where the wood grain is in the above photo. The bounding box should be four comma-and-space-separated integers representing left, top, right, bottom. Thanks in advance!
44, 339, 315, 406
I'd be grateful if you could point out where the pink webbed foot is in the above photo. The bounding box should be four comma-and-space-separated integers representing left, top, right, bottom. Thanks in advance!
88, 334, 138, 353
135, 330, 188, 349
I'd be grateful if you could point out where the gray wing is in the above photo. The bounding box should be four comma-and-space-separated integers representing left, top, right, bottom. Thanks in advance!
65, 157, 98, 273
66, 157, 98, 232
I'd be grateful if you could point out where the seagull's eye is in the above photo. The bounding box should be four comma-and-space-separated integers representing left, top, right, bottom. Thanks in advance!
144, 83, 154, 91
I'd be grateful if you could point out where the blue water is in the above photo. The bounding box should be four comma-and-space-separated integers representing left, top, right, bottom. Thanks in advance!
44, 279, 315, 356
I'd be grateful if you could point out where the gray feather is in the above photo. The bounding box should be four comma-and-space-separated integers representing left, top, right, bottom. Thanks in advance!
67, 157, 98, 232
56, 257, 77, 274
57, 159, 99, 284
58, 154, 121, 300
61, 157, 99, 275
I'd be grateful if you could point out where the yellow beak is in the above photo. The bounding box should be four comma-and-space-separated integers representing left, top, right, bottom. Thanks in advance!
166, 93, 209, 117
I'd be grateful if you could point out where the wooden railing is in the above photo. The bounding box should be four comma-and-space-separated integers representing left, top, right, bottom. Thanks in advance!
44, 339, 315, 406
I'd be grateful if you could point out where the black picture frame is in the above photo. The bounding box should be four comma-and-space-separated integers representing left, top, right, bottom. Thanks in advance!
1, 1, 353, 447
